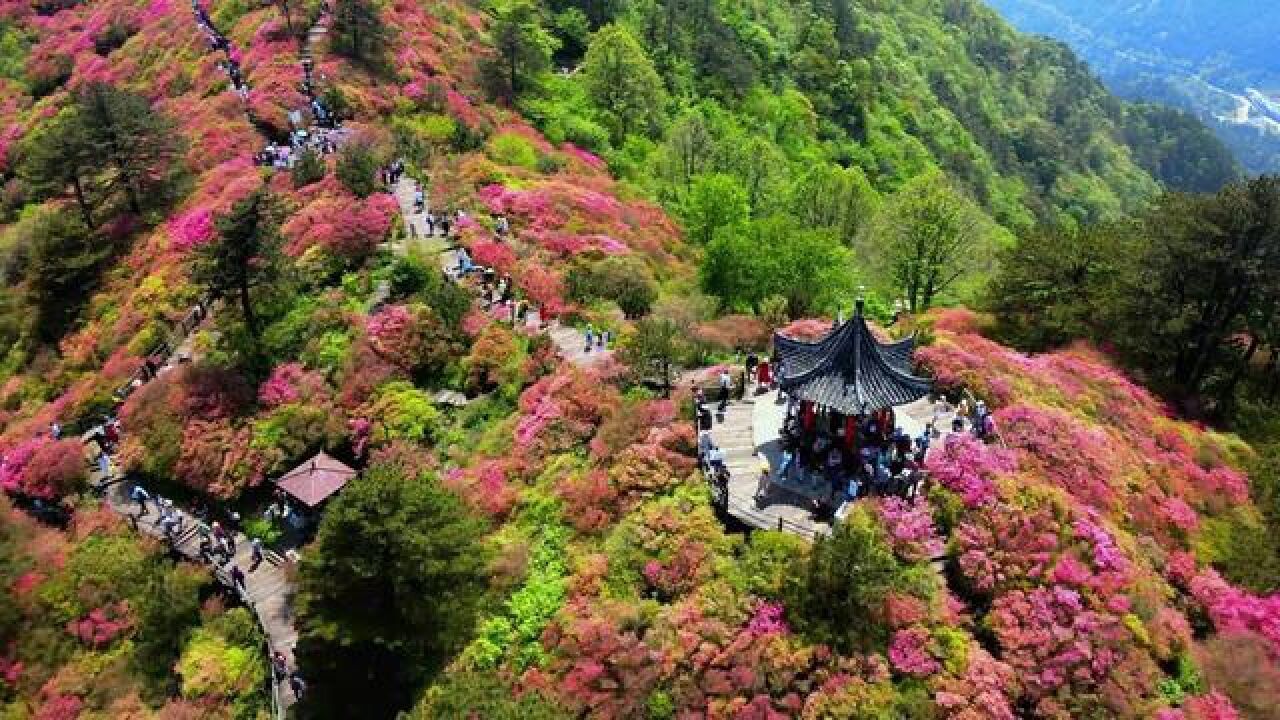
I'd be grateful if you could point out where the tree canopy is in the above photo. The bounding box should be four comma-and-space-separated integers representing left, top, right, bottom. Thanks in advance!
294, 464, 489, 718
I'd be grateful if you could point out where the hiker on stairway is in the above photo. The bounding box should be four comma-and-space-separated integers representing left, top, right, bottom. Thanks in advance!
130, 485, 151, 515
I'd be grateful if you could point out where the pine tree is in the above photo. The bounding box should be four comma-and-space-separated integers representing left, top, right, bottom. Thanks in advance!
74, 83, 184, 217
24, 209, 107, 341
482, 0, 557, 103
190, 188, 283, 341
17, 106, 100, 229
330, 0, 394, 73
293, 465, 488, 718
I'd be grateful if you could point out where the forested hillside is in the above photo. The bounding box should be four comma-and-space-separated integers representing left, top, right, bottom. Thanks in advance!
0, 0, 1275, 718
986, 0, 1280, 175
520, 0, 1238, 230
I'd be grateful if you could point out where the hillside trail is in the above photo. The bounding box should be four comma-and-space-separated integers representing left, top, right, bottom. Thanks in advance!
70, 7, 344, 716
387, 175, 614, 367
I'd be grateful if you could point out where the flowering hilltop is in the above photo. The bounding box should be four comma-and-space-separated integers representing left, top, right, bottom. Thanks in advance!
0, 0, 1273, 717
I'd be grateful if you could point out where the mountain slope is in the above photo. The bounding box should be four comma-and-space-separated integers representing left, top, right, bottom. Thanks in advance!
524, 0, 1238, 231
0, 0, 1275, 718
984, 0, 1280, 174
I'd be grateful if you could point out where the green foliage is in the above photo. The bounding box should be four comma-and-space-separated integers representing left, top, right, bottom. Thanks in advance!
330, 0, 395, 73
790, 162, 880, 245
129, 564, 206, 700
364, 381, 441, 443
73, 82, 186, 219
566, 255, 657, 318
788, 506, 934, 653
738, 530, 808, 600
176, 607, 267, 718
486, 131, 540, 169
389, 253, 433, 298
991, 176, 1280, 417
336, 141, 381, 198
482, 0, 558, 103
295, 465, 489, 718
0, 24, 30, 84
1121, 102, 1241, 194
1192, 507, 1280, 594
470, 524, 569, 670
242, 515, 284, 546
987, 221, 1132, 348
191, 188, 284, 344
17, 105, 100, 229
292, 147, 326, 188
700, 216, 855, 317
413, 671, 570, 719
862, 171, 1002, 312
646, 690, 675, 720
681, 173, 748, 245
580, 23, 666, 143
20, 208, 107, 342
618, 309, 693, 395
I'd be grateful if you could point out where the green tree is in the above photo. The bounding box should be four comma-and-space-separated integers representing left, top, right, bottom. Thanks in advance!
987, 222, 1133, 349
580, 23, 666, 142
190, 188, 283, 341
24, 209, 108, 341
700, 216, 854, 317
1109, 177, 1280, 409
17, 105, 100, 229
660, 112, 714, 191
568, 255, 658, 318
75, 82, 184, 217
292, 147, 326, 188
788, 507, 930, 653
682, 173, 748, 245
414, 672, 568, 719
868, 172, 995, 313
330, 0, 394, 73
620, 309, 693, 397
790, 163, 879, 245
294, 465, 489, 719
130, 565, 206, 700
335, 141, 380, 198
482, 0, 557, 103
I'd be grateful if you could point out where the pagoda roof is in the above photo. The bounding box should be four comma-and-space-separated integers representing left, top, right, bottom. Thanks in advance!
773, 304, 931, 414
273, 451, 357, 507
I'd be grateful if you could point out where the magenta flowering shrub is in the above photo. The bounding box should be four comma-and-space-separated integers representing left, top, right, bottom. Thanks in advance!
875, 497, 943, 563
0, 436, 87, 499
364, 303, 450, 374
746, 601, 789, 637
996, 404, 1120, 512
258, 363, 329, 408
931, 646, 1018, 720
924, 433, 1016, 507
986, 586, 1130, 699
1185, 567, 1280, 656
168, 206, 215, 251
282, 187, 399, 261
66, 602, 132, 649
887, 627, 941, 677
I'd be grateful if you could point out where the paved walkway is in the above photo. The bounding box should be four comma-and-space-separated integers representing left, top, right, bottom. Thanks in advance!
709, 390, 829, 539
93, 465, 299, 695
708, 385, 963, 541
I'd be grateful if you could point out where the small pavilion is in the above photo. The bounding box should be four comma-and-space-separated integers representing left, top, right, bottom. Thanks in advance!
273, 451, 357, 509
764, 299, 933, 508
773, 300, 932, 415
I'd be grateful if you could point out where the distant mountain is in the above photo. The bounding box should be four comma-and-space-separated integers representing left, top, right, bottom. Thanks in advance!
983, 0, 1280, 174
